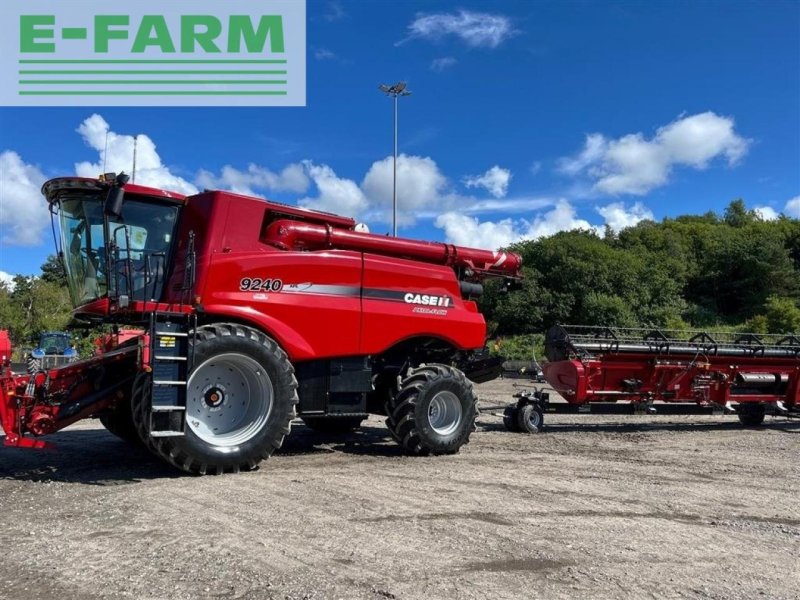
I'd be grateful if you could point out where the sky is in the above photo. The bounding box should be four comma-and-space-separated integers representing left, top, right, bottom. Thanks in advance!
1, 0, 799, 282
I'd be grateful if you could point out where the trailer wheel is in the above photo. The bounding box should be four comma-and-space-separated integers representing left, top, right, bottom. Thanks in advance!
301, 416, 366, 433
516, 403, 543, 433
386, 364, 477, 456
135, 323, 298, 475
738, 405, 765, 427
503, 406, 521, 432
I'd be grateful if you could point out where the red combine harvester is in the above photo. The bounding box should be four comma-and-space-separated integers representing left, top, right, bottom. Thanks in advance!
503, 324, 799, 433
0, 174, 521, 474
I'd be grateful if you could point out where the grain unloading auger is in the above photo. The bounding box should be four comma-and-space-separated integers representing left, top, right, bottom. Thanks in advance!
501, 324, 800, 433
1, 175, 521, 474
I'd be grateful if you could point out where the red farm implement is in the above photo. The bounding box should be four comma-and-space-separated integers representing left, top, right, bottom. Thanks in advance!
501, 325, 800, 433
1, 174, 521, 474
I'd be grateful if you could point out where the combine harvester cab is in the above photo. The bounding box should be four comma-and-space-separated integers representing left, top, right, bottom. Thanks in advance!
511, 325, 799, 431
1, 174, 522, 473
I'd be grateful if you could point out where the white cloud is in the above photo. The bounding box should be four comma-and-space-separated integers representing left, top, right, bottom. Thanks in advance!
784, 196, 800, 218
0, 270, 16, 290
196, 163, 309, 197
402, 10, 515, 48
74, 114, 198, 196
596, 201, 654, 232
298, 162, 369, 217
314, 48, 337, 60
324, 1, 346, 22
754, 206, 779, 221
430, 57, 457, 71
463, 166, 511, 198
435, 199, 597, 250
435, 213, 519, 249
559, 112, 751, 196
361, 154, 450, 224
0, 150, 48, 246
530, 161, 542, 175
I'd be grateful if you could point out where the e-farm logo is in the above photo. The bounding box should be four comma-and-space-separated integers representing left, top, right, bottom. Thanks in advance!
0, 0, 306, 106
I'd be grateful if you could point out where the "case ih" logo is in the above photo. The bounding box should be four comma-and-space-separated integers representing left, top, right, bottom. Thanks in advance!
404, 293, 452, 308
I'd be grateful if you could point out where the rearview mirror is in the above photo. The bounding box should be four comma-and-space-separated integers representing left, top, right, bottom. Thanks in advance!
104, 173, 130, 217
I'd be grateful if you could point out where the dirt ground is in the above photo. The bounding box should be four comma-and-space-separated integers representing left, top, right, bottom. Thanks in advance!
1, 377, 798, 600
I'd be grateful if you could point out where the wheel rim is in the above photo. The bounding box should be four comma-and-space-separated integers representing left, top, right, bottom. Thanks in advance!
427, 391, 463, 436
527, 408, 541, 429
186, 353, 273, 447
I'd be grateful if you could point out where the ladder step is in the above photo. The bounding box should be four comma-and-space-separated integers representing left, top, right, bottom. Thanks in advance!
153, 380, 187, 386
150, 431, 185, 438
154, 355, 187, 361
156, 331, 188, 337
152, 406, 187, 412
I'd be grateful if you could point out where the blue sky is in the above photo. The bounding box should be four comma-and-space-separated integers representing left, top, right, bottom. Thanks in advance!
1, 0, 799, 279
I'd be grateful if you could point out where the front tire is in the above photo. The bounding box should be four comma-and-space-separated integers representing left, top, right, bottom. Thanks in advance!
26, 356, 41, 374
386, 364, 478, 456
133, 323, 298, 475
100, 388, 141, 446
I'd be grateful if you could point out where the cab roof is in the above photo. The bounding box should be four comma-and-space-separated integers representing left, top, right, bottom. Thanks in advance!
42, 177, 187, 204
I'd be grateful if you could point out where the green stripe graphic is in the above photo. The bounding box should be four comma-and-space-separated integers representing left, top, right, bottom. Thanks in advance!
19, 70, 287, 75
20, 80, 288, 85
19, 90, 289, 96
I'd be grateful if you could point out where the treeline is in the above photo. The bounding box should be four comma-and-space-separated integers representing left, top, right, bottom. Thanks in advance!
481, 200, 800, 342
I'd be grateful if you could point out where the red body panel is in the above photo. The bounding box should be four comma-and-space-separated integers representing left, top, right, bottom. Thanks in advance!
0, 331, 10, 368
153, 190, 517, 360
544, 355, 799, 407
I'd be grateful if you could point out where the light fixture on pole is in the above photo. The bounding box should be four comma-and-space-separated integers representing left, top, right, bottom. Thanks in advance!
378, 81, 411, 237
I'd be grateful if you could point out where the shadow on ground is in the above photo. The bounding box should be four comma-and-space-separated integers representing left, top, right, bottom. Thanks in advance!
478, 417, 800, 435
0, 422, 400, 484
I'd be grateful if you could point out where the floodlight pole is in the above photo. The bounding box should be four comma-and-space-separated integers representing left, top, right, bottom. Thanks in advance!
392, 93, 398, 237
379, 82, 411, 237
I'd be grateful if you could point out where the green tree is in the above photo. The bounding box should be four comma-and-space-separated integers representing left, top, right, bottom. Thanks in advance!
40, 254, 68, 286
764, 296, 800, 333
724, 198, 757, 227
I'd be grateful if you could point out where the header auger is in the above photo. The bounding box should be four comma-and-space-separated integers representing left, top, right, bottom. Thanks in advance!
1, 175, 522, 474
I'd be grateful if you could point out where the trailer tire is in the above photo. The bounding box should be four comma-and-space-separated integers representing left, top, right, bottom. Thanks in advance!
385, 364, 477, 456
301, 416, 366, 433
134, 323, 298, 475
516, 403, 543, 433
738, 405, 765, 427
503, 406, 521, 432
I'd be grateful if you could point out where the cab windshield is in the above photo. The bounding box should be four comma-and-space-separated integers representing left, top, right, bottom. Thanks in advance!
58, 196, 179, 305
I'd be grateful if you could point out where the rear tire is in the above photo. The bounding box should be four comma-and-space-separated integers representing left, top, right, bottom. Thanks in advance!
133, 323, 298, 475
738, 405, 765, 427
385, 364, 478, 456
301, 416, 366, 433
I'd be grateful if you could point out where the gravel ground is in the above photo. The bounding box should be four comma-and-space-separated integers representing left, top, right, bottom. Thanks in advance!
1, 378, 798, 600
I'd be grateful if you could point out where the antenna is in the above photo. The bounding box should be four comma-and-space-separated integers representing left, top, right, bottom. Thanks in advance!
102, 130, 109, 173
132, 135, 138, 183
